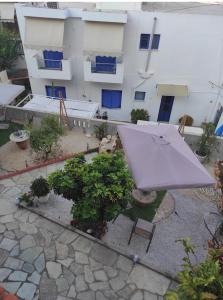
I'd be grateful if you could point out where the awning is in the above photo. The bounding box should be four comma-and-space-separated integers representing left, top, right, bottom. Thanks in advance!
157, 84, 189, 97
0, 3, 15, 22
0, 83, 25, 106
24, 17, 64, 50
84, 21, 124, 54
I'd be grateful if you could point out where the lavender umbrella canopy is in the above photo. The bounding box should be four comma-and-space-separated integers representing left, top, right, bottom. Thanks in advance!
118, 124, 215, 191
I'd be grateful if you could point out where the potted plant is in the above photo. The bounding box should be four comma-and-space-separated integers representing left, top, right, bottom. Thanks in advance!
17, 192, 33, 207
30, 176, 50, 203
131, 109, 149, 124
195, 122, 217, 163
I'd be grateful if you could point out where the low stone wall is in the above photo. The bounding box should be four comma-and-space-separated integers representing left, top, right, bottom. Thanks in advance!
5, 106, 223, 162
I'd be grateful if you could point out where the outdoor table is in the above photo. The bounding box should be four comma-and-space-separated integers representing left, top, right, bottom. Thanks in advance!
10, 130, 30, 150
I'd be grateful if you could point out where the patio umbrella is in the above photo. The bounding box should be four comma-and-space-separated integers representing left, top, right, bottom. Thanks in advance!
118, 124, 215, 191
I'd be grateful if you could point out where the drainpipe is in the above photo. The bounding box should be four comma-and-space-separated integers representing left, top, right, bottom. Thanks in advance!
145, 17, 157, 73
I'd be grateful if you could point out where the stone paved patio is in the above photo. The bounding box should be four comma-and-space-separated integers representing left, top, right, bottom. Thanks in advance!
0, 164, 174, 299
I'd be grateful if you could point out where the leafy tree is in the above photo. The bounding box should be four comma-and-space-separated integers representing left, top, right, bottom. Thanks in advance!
131, 109, 149, 124
165, 238, 223, 300
0, 29, 21, 71
48, 151, 134, 231
30, 115, 63, 161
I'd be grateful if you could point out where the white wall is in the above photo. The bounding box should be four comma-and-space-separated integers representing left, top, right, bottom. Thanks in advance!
16, 4, 223, 125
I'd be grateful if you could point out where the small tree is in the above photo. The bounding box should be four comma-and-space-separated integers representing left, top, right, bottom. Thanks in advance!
196, 122, 217, 158
30, 115, 63, 161
0, 29, 21, 71
94, 123, 108, 140
131, 109, 149, 124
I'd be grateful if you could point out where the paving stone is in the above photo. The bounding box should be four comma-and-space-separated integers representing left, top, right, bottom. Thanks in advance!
44, 244, 56, 261
118, 270, 129, 282
0, 214, 14, 223
103, 266, 118, 279
8, 270, 28, 281
0, 224, 6, 233
28, 271, 41, 285
20, 235, 36, 250
84, 265, 94, 283
90, 244, 118, 266
94, 270, 108, 282
39, 272, 57, 300
77, 291, 95, 300
0, 237, 17, 251
10, 245, 20, 257
4, 257, 24, 270
116, 256, 133, 274
17, 282, 37, 300
3, 231, 15, 239
20, 223, 38, 234
89, 282, 110, 291
128, 265, 170, 296
109, 277, 126, 291
0, 268, 11, 281
75, 251, 89, 264
75, 275, 88, 292
95, 291, 108, 300
89, 258, 103, 271
39, 228, 52, 247
57, 297, 72, 300
46, 261, 62, 279
56, 278, 69, 293
56, 242, 68, 260
14, 210, 29, 223
103, 290, 118, 300
72, 236, 93, 254
57, 258, 73, 268
6, 222, 19, 231
130, 291, 143, 300
67, 285, 76, 298
68, 245, 76, 258
144, 291, 158, 300
0, 199, 17, 215
34, 253, 45, 273
0, 248, 8, 265
63, 267, 75, 285
168, 280, 178, 290
69, 262, 84, 276
28, 213, 38, 223
19, 246, 43, 263
1, 282, 21, 294
23, 262, 35, 274
14, 229, 25, 239
57, 230, 78, 244
34, 218, 64, 235
118, 285, 135, 299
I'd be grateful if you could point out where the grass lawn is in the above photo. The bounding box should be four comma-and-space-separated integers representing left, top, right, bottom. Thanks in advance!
123, 190, 166, 222
0, 122, 23, 147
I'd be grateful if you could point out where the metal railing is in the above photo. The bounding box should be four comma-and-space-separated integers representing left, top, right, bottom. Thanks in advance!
91, 62, 117, 74
37, 58, 63, 71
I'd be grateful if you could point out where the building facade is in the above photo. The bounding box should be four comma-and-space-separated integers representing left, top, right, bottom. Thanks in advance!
15, 2, 223, 126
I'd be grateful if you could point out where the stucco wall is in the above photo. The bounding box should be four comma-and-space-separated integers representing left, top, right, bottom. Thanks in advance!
16, 5, 223, 125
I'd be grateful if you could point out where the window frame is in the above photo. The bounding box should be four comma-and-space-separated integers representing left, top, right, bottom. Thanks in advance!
139, 33, 160, 50
134, 91, 146, 101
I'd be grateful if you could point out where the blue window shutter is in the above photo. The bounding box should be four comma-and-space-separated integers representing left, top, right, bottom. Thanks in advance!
140, 34, 150, 49
102, 90, 122, 108
96, 56, 116, 73
111, 91, 122, 108
43, 50, 63, 69
45, 86, 66, 99
102, 90, 113, 108
152, 34, 160, 49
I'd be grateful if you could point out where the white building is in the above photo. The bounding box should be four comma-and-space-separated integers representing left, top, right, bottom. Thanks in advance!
15, 2, 223, 126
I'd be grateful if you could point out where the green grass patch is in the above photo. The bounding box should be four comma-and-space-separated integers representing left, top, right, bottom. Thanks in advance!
123, 190, 166, 222
0, 122, 23, 147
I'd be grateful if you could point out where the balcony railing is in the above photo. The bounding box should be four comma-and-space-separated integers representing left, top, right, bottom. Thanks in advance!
37, 58, 62, 71
91, 62, 116, 74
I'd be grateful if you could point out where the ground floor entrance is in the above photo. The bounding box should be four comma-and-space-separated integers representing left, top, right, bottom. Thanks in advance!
157, 96, 174, 122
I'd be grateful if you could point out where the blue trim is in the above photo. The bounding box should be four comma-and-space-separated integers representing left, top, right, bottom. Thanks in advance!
43, 50, 63, 69
45, 86, 66, 99
157, 96, 174, 122
102, 89, 122, 109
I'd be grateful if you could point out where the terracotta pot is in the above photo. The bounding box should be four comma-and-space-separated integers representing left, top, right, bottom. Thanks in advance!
16, 140, 28, 150
195, 151, 207, 163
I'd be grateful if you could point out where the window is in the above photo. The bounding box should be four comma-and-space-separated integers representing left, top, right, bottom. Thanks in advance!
45, 86, 66, 99
135, 91, 146, 101
102, 89, 122, 109
43, 50, 63, 69
139, 34, 160, 50
92, 56, 116, 74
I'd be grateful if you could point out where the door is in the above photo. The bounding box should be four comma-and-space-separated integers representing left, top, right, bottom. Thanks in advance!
45, 86, 66, 99
43, 50, 63, 69
157, 96, 174, 122
214, 106, 223, 127
102, 89, 122, 108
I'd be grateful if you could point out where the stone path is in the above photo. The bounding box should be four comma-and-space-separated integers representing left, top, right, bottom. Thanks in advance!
0, 168, 174, 299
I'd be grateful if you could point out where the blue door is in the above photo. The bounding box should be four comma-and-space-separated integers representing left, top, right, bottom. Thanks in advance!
43, 51, 63, 69
157, 96, 174, 122
46, 86, 66, 99
102, 90, 122, 108
95, 56, 116, 74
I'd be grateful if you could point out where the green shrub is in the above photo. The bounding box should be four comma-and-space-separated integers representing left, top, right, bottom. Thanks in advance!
165, 238, 223, 300
196, 122, 217, 158
18, 192, 33, 206
94, 123, 108, 140
30, 115, 63, 160
131, 109, 149, 124
30, 177, 49, 198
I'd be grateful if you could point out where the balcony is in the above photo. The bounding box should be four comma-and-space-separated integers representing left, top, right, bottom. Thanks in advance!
30, 55, 73, 80
84, 57, 124, 84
